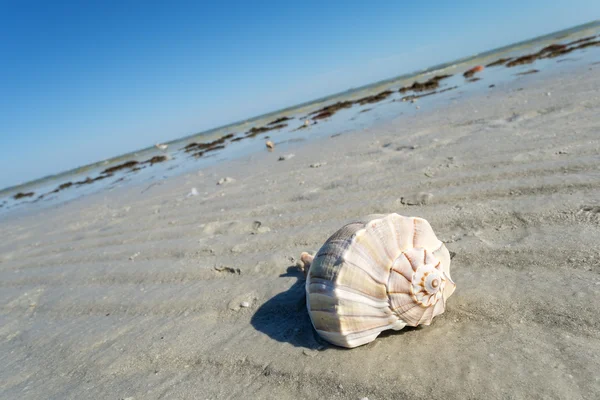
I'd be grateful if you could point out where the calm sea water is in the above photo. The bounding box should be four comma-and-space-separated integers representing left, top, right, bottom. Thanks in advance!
1, 21, 599, 215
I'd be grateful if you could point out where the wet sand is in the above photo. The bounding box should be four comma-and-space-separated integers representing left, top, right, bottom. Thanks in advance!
2, 60, 600, 399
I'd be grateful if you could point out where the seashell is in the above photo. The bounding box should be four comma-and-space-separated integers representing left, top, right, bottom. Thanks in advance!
303, 213, 455, 348
266, 140, 275, 151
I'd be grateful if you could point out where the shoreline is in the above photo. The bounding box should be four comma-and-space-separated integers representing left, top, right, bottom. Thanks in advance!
2, 22, 599, 215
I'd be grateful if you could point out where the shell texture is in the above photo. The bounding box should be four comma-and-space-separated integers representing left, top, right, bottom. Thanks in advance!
305, 213, 455, 348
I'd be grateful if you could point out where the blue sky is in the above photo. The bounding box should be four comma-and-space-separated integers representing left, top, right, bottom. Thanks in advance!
1, 1, 599, 189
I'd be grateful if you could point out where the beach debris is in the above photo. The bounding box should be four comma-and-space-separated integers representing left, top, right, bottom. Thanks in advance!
310, 101, 354, 120
266, 140, 275, 151
293, 119, 315, 131
240, 301, 251, 308
214, 265, 241, 274
503, 39, 600, 69
303, 349, 319, 357
354, 90, 394, 105
129, 252, 141, 261
143, 155, 169, 165
486, 57, 512, 67
395, 144, 417, 151
184, 134, 234, 153
301, 213, 455, 348
187, 188, 199, 197
13, 192, 35, 200
251, 221, 271, 234
515, 69, 539, 76
217, 177, 235, 185
401, 192, 434, 205
310, 162, 327, 168
246, 123, 287, 138
399, 75, 452, 93
102, 160, 139, 175
278, 153, 295, 161
463, 65, 484, 78
268, 116, 292, 125
155, 143, 168, 150
547, 92, 552, 96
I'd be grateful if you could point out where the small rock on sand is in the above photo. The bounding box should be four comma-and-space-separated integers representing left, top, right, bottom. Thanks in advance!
278, 153, 295, 161
214, 266, 241, 274
401, 192, 433, 206
310, 162, 327, 168
303, 349, 319, 357
240, 301, 251, 308
187, 188, 199, 197
217, 177, 235, 185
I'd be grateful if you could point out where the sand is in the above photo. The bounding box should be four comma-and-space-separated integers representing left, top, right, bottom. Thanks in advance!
1, 63, 600, 400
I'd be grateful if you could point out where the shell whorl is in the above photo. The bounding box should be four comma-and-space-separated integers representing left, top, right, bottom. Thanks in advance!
305, 213, 455, 348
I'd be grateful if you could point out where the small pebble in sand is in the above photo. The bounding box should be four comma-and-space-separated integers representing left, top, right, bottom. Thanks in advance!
187, 188, 199, 197
217, 177, 235, 185
310, 162, 327, 168
416, 106, 421, 109
266, 140, 275, 151
214, 266, 241, 274
547, 92, 552, 96
303, 349, 319, 357
129, 252, 140, 261
304, 119, 311, 126
278, 153, 295, 161
400, 192, 433, 206
240, 301, 251, 308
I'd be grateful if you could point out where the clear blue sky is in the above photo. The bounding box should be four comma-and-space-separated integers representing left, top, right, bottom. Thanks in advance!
1, 1, 599, 189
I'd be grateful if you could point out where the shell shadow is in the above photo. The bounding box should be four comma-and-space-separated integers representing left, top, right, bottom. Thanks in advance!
251, 265, 325, 349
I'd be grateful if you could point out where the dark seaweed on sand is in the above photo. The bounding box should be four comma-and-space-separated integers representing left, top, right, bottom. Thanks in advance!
267, 116, 292, 125
516, 69, 539, 76
354, 90, 394, 105
143, 155, 168, 165
399, 75, 452, 94
308, 101, 354, 120
506, 38, 600, 67
13, 192, 35, 200
486, 58, 512, 67
101, 160, 139, 175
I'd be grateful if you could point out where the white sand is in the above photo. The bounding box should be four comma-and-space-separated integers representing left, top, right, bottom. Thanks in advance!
1, 64, 600, 399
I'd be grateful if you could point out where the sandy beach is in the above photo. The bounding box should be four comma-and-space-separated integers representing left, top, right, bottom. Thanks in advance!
2, 57, 600, 399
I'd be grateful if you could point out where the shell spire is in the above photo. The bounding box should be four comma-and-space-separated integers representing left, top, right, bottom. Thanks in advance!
304, 213, 455, 348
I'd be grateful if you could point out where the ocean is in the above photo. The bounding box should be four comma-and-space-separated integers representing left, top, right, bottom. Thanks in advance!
1, 20, 599, 215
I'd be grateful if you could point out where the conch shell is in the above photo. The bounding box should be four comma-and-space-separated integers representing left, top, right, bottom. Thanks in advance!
301, 213, 455, 348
